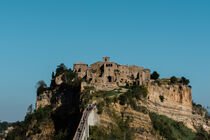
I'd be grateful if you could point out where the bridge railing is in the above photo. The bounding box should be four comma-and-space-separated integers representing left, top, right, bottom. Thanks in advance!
73, 103, 96, 140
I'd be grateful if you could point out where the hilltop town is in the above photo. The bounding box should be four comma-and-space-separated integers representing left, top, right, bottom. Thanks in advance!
73, 57, 150, 90
2, 57, 210, 140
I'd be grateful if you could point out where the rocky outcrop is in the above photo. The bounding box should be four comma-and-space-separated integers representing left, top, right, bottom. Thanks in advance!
36, 90, 53, 109
147, 83, 210, 133
98, 103, 163, 140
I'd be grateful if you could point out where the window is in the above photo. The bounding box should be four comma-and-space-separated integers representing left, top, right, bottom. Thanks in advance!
106, 64, 113, 67
107, 76, 112, 82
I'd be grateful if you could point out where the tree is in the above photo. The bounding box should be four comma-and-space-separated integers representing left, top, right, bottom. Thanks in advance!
51, 72, 55, 79
170, 76, 178, 84
27, 104, 34, 115
56, 63, 68, 76
180, 76, 190, 85
36, 80, 47, 96
151, 71, 160, 80
62, 69, 76, 85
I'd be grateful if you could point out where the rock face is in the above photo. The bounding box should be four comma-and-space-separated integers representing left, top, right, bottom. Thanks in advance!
36, 90, 53, 109
147, 83, 210, 133
98, 103, 162, 140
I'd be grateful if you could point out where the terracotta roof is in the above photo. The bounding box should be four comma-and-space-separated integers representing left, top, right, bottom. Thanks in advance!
75, 62, 88, 65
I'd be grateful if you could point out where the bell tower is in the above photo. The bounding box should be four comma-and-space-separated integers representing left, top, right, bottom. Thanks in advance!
103, 56, 110, 62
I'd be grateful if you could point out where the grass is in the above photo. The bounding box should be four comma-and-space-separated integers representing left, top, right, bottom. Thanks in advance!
106, 90, 121, 97
149, 112, 196, 140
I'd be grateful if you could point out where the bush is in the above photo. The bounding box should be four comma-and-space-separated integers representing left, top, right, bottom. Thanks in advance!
192, 101, 207, 116
136, 106, 148, 114
170, 76, 178, 84
131, 85, 148, 99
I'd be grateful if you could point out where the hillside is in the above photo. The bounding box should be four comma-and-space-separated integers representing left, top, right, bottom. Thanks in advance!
2, 57, 210, 140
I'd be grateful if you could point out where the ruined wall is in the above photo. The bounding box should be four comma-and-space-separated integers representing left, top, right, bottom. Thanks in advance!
73, 63, 88, 78
74, 57, 151, 89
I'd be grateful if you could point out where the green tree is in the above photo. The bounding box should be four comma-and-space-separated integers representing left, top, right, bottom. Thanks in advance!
56, 63, 68, 76
50, 72, 56, 88
170, 76, 178, 84
151, 71, 160, 80
180, 76, 190, 85
36, 80, 47, 96
27, 104, 34, 115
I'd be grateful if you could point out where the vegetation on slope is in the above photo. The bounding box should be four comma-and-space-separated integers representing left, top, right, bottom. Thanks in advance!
6, 63, 83, 140
0, 121, 12, 133
149, 112, 210, 140
7, 106, 52, 140
88, 109, 135, 140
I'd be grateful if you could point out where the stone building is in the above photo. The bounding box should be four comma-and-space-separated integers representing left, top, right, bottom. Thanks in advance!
73, 57, 150, 89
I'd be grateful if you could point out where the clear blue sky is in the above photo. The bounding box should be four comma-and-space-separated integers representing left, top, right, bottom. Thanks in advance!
0, 0, 209, 122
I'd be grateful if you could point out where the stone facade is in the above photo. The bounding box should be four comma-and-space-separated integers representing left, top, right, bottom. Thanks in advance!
74, 57, 150, 89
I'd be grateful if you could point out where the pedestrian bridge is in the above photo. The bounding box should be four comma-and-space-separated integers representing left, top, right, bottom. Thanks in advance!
73, 103, 97, 140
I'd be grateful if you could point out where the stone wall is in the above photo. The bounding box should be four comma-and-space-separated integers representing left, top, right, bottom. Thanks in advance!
74, 57, 151, 90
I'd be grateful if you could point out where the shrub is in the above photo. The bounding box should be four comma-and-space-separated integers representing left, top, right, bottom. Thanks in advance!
131, 85, 148, 99
136, 106, 148, 114
192, 101, 207, 116
170, 76, 178, 84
